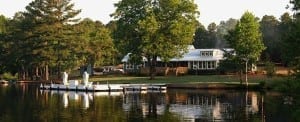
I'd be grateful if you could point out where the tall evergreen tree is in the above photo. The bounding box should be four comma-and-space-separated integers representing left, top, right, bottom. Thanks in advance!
193, 22, 208, 49
259, 15, 281, 62
0, 15, 9, 73
20, 0, 81, 80
282, 0, 300, 77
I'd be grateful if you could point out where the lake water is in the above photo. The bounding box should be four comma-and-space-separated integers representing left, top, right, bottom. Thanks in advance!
0, 83, 299, 122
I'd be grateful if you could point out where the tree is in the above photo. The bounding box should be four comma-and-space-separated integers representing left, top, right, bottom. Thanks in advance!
19, 0, 81, 81
73, 19, 116, 75
216, 18, 238, 48
112, 0, 198, 79
283, 1, 300, 78
279, 13, 293, 65
0, 15, 9, 73
226, 11, 265, 86
206, 22, 218, 48
193, 22, 208, 48
259, 15, 281, 62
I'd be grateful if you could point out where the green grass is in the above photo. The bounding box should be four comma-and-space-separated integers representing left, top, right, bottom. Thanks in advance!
86, 74, 288, 84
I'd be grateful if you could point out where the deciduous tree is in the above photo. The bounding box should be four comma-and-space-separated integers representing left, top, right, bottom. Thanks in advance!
226, 11, 265, 85
112, 0, 198, 79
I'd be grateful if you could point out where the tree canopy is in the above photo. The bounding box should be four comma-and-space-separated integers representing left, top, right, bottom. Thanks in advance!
112, 0, 199, 79
227, 12, 265, 62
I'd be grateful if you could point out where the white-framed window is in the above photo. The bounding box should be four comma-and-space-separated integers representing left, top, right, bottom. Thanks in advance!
209, 52, 213, 56
208, 61, 211, 69
198, 61, 203, 69
193, 61, 198, 70
211, 61, 216, 69
203, 61, 207, 69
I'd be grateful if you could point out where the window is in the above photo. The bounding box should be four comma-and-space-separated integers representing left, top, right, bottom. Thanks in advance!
212, 61, 216, 69
193, 61, 198, 70
208, 61, 211, 69
209, 52, 213, 56
203, 61, 207, 69
201, 52, 205, 56
205, 52, 209, 56
198, 61, 203, 69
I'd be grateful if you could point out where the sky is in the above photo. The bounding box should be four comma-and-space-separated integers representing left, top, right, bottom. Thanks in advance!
0, 0, 291, 27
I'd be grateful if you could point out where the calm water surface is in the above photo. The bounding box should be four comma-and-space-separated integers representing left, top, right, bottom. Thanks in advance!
0, 83, 299, 122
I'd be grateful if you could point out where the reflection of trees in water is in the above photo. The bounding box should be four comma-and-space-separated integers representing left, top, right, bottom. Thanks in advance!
4, 84, 300, 122
166, 90, 263, 121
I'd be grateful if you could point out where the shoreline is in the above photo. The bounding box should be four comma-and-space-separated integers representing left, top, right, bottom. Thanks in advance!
9, 80, 263, 90
166, 83, 262, 90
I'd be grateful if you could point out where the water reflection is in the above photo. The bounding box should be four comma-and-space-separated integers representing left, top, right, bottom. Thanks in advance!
40, 89, 263, 121
123, 92, 167, 118
168, 90, 262, 121
41, 90, 123, 109
1, 84, 299, 122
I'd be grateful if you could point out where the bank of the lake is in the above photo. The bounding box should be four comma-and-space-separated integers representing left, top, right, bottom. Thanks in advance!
13, 74, 288, 90
87, 74, 286, 90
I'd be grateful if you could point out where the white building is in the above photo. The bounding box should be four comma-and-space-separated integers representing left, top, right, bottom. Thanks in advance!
121, 45, 231, 74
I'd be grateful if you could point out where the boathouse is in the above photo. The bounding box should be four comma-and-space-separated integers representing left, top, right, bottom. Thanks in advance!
121, 45, 232, 75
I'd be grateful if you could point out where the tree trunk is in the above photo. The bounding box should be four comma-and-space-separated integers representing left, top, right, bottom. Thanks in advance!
45, 65, 49, 81
149, 56, 157, 80
239, 69, 243, 84
245, 60, 248, 88
91, 62, 95, 76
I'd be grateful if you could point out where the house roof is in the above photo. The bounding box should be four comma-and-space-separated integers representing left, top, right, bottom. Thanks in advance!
121, 45, 232, 62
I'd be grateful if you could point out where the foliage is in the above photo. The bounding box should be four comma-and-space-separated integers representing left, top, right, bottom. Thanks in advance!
112, 0, 199, 79
193, 18, 237, 49
0, 0, 84, 81
226, 11, 265, 63
193, 22, 217, 49
283, 1, 300, 78
279, 13, 293, 65
265, 61, 276, 78
193, 22, 208, 48
259, 15, 281, 62
217, 50, 241, 74
73, 19, 117, 69
216, 18, 238, 48
0, 72, 17, 80
0, 15, 9, 73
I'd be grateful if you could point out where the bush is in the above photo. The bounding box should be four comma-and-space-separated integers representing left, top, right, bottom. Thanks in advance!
1, 72, 17, 81
265, 61, 276, 78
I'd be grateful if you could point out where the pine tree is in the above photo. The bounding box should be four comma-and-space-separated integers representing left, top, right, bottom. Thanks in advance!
21, 0, 81, 81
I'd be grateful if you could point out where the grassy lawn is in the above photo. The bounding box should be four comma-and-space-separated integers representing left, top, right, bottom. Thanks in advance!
87, 74, 287, 84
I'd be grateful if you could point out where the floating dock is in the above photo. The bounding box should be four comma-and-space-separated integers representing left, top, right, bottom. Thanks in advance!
40, 72, 166, 93
40, 82, 167, 93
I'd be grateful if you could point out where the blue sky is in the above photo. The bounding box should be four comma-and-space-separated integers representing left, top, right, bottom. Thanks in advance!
0, 0, 291, 27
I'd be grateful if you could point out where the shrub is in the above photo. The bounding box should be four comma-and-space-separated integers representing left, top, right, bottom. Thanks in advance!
1, 72, 17, 81
265, 61, 276, 78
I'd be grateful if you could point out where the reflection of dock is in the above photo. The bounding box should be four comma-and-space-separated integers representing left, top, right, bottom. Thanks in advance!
41, 90, 124, 109
0, 80, 9, 84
